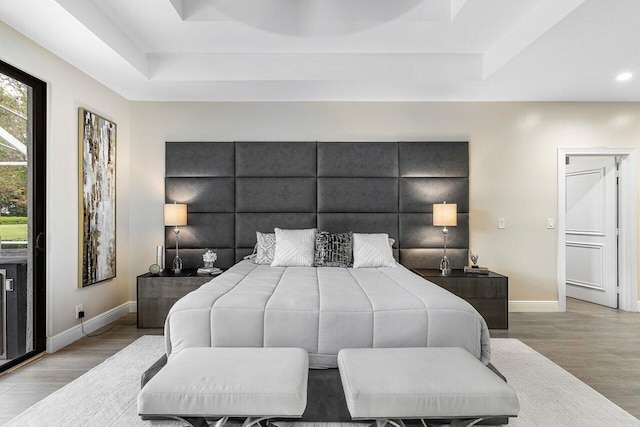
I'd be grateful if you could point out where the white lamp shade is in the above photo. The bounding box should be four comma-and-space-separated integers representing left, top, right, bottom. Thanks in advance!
164, 203, 187, 226
433, 203, 457, 227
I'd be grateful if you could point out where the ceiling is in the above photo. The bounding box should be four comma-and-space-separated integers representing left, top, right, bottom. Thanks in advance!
1, 0, 639, 102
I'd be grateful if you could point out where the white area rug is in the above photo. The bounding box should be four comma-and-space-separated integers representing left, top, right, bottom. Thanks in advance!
5, 336, 639, 427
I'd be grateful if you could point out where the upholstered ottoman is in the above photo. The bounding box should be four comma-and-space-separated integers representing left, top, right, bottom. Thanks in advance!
138, 347, 309, 427
337, 347, 519, 427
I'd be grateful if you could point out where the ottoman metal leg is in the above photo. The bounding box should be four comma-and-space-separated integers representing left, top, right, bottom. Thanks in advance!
176, 416, 209, 427
372, 419, 406, 427
449, 418, 489, 427
420, 417, 491, 427
242, 416, 273, 427
172, 415, 228, 427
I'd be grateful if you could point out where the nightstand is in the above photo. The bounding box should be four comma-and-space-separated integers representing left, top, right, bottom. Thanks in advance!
136, 269, 217, 328
412, 269, 508, 329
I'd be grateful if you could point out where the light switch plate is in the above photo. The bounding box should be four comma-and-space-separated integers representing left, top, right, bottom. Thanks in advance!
498, 218, 506, 229
547, 218, 555, 229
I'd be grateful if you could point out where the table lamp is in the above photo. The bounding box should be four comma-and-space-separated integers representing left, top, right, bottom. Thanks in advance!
433, 201, 457, 276
164, 202, 187, 273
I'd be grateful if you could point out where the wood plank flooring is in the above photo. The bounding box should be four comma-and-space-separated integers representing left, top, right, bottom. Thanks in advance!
0, 298, 638, 424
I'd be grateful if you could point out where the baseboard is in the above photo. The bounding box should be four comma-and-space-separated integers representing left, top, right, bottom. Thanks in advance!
509, 301, 559, 312
46, 301, 137, 353
510, 300, 640, 312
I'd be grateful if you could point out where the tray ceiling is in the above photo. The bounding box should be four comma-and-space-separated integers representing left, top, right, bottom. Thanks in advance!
0, 0, 638, 101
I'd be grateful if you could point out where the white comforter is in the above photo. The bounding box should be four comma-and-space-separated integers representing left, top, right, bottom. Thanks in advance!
165, 260, 491, 368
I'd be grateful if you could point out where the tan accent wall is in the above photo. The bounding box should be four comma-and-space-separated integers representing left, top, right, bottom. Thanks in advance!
129, 101, 640, 305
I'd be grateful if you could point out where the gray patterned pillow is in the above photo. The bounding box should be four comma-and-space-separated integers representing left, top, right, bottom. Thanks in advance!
255, 232, 276, 265
314, 231, 353, 267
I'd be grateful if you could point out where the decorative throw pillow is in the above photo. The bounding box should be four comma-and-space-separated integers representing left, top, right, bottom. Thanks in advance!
314, 231, 353, 267
271, 228, 317, 267
255, 232, 276, 265
353, 233, 397, 268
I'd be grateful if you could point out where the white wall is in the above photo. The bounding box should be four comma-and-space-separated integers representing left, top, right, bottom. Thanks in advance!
129, 102, 640, 305
0, 22, 131, 336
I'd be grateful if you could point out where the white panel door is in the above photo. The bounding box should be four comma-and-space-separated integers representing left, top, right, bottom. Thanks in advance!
566, 157, 617, 308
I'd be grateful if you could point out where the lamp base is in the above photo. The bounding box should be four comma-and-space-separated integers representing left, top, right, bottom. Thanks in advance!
172, 256, 183, 274
439, 256, 452, 276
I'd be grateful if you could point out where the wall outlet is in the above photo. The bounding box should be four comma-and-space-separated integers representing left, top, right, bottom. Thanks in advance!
75, 304, 84, 319
547, 218, 555, 229
498, 218, 506, 229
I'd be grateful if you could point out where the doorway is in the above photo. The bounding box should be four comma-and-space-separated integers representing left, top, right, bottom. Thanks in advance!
557, 148, 638, 312
0, 60, 46, 372
565, 156, 617, 308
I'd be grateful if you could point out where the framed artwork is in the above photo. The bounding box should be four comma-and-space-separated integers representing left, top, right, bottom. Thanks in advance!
78, 108, 116, 287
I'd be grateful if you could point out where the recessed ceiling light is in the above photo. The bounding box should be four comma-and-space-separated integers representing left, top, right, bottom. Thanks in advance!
616, 72, 633, 82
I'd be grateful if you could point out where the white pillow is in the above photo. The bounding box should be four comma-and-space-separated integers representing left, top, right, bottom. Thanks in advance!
271, 228, 317, 267
353, 233, 397, 268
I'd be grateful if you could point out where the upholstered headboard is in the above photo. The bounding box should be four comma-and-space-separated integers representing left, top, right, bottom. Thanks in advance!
165, 141, 469, 270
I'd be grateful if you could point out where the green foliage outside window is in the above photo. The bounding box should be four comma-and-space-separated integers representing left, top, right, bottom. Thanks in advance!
0, 216, 27, 225
0, 73, 28, 218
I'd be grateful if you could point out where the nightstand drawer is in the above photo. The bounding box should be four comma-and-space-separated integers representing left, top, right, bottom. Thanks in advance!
137, 278, 208, 299
465, 298, 508, 329
137, 270, 215, 328
138, 298, 179, 329
426, 278, 507, 299
410, 268, 509, 329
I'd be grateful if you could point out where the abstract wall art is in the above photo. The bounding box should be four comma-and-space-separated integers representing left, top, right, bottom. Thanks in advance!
78, 108, 116, 287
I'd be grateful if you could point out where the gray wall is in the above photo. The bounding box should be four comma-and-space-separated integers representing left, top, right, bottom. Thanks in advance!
165, 141, 469, 269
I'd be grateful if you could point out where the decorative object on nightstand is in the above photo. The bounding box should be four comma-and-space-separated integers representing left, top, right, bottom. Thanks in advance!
148, 264, 161, 275
197, 267, 222, 275
198, 248, 221, 275
156, 245, 164, 270
470, 250, 479, 267
164, 202, 187, 274
464, 250, 489, 274
203, 248, 217, 268
433, 202, 457, 276
464, 265, 489, 274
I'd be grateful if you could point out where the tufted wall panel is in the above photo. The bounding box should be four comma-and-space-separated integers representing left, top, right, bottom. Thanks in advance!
165, 141, 469, 269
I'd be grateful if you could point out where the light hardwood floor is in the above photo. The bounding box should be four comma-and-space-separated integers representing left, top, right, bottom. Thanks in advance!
0, 298, 638, 424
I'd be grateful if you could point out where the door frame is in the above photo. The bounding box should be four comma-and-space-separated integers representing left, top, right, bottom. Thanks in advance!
557, 147, 638, 312
0, 59, 47, 371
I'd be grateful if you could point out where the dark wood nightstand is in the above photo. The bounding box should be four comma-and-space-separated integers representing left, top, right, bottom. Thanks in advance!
412, 269, 508, 329
136, 269, 218, 328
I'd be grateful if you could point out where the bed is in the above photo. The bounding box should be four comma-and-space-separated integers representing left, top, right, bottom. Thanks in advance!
163, 141, 485, 368
165, 260, 491, 368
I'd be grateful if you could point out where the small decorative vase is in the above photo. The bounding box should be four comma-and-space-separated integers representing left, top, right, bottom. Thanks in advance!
203, 249, 217, 268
